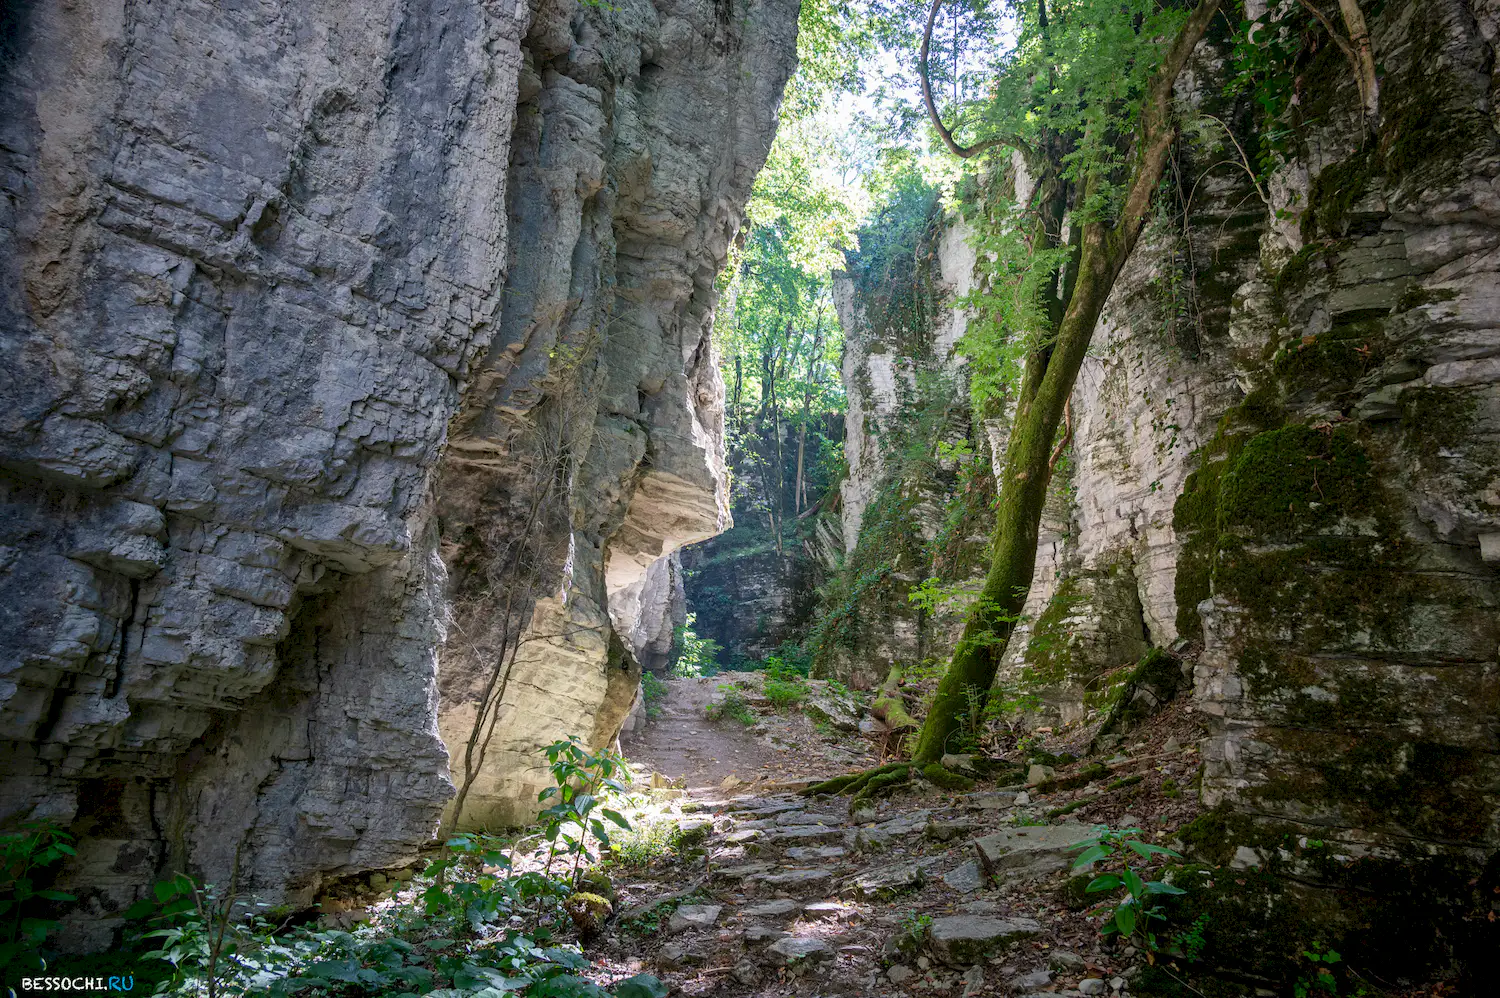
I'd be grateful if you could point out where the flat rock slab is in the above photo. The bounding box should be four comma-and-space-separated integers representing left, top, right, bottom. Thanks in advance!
785, 845, 847, 861
767, 936, 836, 965
777, 810, 844, 826
928, 915, 1043, 966
725, 828, 763, 844
853, 810, 932, 851
802, 901, 850, 920
732, 798, 804, 815
767, 825, 845, 844
745, 925, 790, 945
716, 862, 775, 881
963, 792, 1018, 810
743, 899, 803, 918
667, 904, 722, 934
973, 823, 1096, 880
926, 818, 978, 842
845, 861, 924, 899
757, 868, 835, 888
942, 859, 985, 893
804, 694, 861, 732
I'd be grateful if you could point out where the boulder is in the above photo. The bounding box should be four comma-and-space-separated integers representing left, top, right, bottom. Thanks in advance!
973, 823, 1097, 881
766, 936, 836, 965
928, 915, 1043, 966
667, 904, 722, 934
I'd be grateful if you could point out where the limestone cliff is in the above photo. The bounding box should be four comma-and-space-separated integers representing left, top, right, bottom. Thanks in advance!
828, 0, 1500, 977
0, 0, 797, 947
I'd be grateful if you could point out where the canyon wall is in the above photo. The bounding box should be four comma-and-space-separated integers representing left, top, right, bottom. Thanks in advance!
0, 0, 796, 947
830, 0, 1499, 978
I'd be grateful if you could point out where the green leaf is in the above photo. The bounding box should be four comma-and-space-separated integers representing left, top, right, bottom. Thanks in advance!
601, 808, 631, 830
1071, 844, 1109, 869
36, 889, 75, 901
612, 974, 669, 998
1085, 874, 1122, 893
1146, 880, 1186, 895
153, 879, 178, 902
1122, 868, 1146, 900
1124, 839, 1183, 860
1114, 902, 1137, 937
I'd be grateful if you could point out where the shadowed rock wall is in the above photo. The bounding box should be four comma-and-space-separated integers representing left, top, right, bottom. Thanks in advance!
0, 0, 796, 948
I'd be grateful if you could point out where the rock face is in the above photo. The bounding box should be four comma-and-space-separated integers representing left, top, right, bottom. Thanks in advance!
827, 0, 1500, 978
0, 0, 798, 947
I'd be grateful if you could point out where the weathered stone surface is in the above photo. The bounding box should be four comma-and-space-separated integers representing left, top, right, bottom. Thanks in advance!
744, 925, 789, 946
768, 824, 845, 845
766, 935, 835, 965
854, 812, 928, 852
927, 915, 1043, 966
0, 0, 799, 948
824, 0, 1500, 978
743, 899, 803, 918
667, 903, 722, 934
973, 824, 1096, 881
927, 818, 978, 842
942, 859, 985, 893
757, 868, 835, 889
845, 861, 924, 899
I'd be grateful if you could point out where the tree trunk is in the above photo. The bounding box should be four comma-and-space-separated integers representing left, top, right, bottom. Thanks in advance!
794, 310, 825, 515
910, 0, 1222, 763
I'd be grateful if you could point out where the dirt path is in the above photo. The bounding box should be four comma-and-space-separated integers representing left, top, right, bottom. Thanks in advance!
620, 673, 878, 791
594, 700, 1212, 997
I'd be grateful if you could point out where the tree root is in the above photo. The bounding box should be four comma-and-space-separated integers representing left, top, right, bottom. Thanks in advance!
920, 763, 976, 791
802, 762, 910, 801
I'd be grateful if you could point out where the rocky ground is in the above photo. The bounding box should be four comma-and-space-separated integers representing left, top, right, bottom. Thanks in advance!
594, 675, 1210, 997
621, 673, 879, 791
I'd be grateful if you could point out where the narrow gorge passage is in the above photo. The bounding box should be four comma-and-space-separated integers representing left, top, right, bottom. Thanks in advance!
1, 0, 1498, 995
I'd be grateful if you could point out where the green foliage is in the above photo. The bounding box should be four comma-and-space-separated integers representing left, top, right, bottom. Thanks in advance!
133, 869, 661, 998
1072, 827, 1187, 951
639, 673, 667, 720
705, 687, 757, 727
670, 614, 720, 678
1171, 913, 1211, 964
762, 656, 809, 710
125, 751, 663, 998
605, 812, 681, 872
1295, 944, 1344, 997
0, 820, 77, 974
537, 737, 633, 886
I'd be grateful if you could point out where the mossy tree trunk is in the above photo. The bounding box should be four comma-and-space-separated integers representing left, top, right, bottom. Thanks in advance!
911, 0, 1223, 764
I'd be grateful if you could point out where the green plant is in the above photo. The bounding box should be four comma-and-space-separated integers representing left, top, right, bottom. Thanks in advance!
538, 737, 633, 886
898, 912, 931, 938
761, 658, 808, 709
1295, 944, 1344, 996
129, 871, 287, 998
0, 821, 77, 974
640, 672, 668, 720
670, 614, 720, 678
1071, 827, 1187, 954
706, 686, 757, 726
606, 817, 676, 871
1171, 913, 1210, 963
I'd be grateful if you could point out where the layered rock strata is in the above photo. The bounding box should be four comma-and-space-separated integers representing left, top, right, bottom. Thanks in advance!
0, 0, 796, 946
831, 0, 1499, 977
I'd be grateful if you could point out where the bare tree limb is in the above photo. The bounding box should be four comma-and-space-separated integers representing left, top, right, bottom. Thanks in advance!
920, 0, 1036, 163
